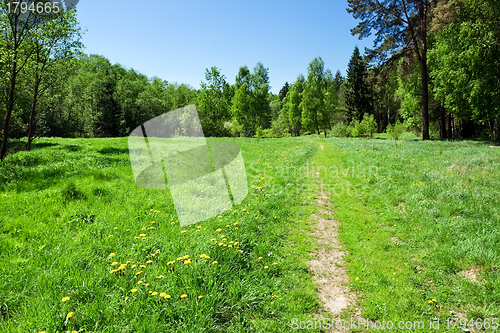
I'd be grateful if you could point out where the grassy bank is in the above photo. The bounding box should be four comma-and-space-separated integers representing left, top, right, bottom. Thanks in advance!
0, 137, 321, 332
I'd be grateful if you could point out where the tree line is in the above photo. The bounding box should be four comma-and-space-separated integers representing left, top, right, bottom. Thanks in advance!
2, 0, 499, 160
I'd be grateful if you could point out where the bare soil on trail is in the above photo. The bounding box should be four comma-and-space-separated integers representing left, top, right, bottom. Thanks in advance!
308, 144, 359, 331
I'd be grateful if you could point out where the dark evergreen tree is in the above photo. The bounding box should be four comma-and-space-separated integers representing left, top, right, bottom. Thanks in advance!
345, 47, 372, 123
278, 82, 290, 102
334, 70, 343, 92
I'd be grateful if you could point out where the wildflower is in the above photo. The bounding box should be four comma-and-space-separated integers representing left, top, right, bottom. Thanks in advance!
145, 283, 150, 287
428, 300, 433, 304
135, 271, 143, 275
210, 238, 216, 241
66, 312, 74, 319
235, 227, 238, 230
156, 275, 164, 279
140, 265, 146, 268
150, 209, 154, 211
108, 235, 113, 237
200, 254, 210, 259
134, 236, 140, 239
138, 280, 143, 284
155, 249, 161, 254
215, 228, 222, 232
150, 253, 156, 257
237, 250, 243, 253
109, 253, 116, 257
228, 245, 233, 248
164, 294, 171, 299
180, 294, 188, 298
139, 233, 146, 237
212, 261, 218, 265
196, 229, 200, 232
258, 257, 262, 260
176, 257, 183, 261
111, 262, 118, 266
151, 292, 158, 296
126, 229, 130, 231
131, 264, 137, 268
234, 242, 239, 245
114, 227, 118, 230
226, 225, 230, 228
181, 230, 187, 234
219, 243, 223, 246
110, 269, 117, 273
152, 221, 155, 224
273, 262, 277, 265
198, 295, 203, 299
183, 255, 189, 259
118, 264, 126, 270
142, 237, 146, 240
221, 235, 225, 238
124, 297, 129, 301
149, 226, 155, 230
171, 222, 175, 225
197, 226, 201, 229
61, 297, 70, 302
355, 277, 359, 281
184, 259, 192, 264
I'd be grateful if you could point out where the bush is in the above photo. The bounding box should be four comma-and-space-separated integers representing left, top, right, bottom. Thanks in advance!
386, 121, 405, 140
360, 113, 377, 138
329, 122, 349, 137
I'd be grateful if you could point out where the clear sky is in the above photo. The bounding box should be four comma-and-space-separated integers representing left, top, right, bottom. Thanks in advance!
75, 0, 374, 94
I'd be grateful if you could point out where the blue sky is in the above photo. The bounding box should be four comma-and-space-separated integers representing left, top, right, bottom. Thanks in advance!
76, 0, 374, 94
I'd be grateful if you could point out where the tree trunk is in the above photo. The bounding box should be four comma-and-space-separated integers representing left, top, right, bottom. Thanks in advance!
440, 107, 447, 139
447, 112, 452, 139
0, 61, 18, 161
420, 59, 430, 140
27, 78, 40, 151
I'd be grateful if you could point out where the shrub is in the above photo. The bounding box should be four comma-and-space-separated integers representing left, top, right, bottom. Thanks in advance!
360, 113, 377, 138
329, 122, 349, 137
386, 121, 405, 140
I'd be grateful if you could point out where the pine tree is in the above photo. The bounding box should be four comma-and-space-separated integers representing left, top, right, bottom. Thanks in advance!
345, 47, 372, 123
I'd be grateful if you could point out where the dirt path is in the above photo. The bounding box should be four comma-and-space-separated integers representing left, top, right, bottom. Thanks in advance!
309, 142, 357, 330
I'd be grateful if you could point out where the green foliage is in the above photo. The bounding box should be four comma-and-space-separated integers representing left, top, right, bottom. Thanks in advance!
283, 74, 305, 137
329, 122, 349, 138
345, 47, 372, 123
386, 121, 406, 140
360, 113, 377, 138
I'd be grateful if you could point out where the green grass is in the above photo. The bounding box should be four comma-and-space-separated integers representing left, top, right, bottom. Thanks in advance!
315, 137, 500, 332
2, 136, 499, 332
0, 137, 321, 332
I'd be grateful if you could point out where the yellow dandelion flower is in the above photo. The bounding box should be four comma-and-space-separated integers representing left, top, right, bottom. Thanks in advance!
197, 226, 201, 229
196, 229, 200, 232
177, 257, 183, 261
155, 249, 161, 254
109, 253, 116, 257
108, 235, 113, 237
234, 242, 239, 245
126, 229, 130, 231
66, 312, 74, 319
235, 227, 238, 230
151, 253, 156, 256
114, 227, 118, 230
273, 262, 278, 265
264, 266, 269, 269
184, 260, 192, 264
139, 233, 146, 237
234, 221, 238, 225
432, 299, 437, 302
150, 209, 154, 211
134, 236, 140, 239
212, 261, 218, 265
151, 292, 158, 296
140, 265, 146, 268
198, 295, 203, 299
111, 262, 118, 266
160, 292, 167, 297
156, 275, 164, 279
210, 238, 216, 241
148, 291, 152, 294
145, 283, 150, 287
258, 257, 262, 260
61, 297, 70, 302
135, 271, 143, 275
183, 255, 189, 259
180, 294, 188, 298
131, 264, 137, 268
228, 245, 233, 248
355, 277, 359, 281
149, 226, 155, 230
164, 294, 171, 299
138, 280, 143, 284
72, 331, 78, 333
110, 269, 117, 273
171, 222, 175, 225
146, 260, 153, 264
124, 297, 129, 301
142, 237, 146, 240
218, 243, 223, 246
215, 228, 222, 232
222, 238, 227, 242
152, 221, 155, 224
180, 230, 187, 234
237, 250, 243, 253
428, 300, 433, 304
226, 225, 230, 228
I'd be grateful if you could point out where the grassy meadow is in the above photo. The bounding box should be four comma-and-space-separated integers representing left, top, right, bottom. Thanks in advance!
1, 135, 499, 332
